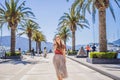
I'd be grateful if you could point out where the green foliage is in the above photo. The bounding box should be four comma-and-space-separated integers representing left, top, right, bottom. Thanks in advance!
68, 50, 77, 55
72, 0, 120, 23
90, 52, 117, 59
32, 30, 46, 42
6, 52, 21, 56
15, 51, 21, 56
6, 52, 11, 56
57, 27, 71, 44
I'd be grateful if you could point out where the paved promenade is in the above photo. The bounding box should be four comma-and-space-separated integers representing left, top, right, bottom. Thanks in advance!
0, 53, 113, 80
67, 55, 120, 80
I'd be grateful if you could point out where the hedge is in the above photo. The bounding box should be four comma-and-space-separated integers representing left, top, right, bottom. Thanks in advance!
89, 52, 117, 59
6, 52, 21, 56
67, 50, 77, 55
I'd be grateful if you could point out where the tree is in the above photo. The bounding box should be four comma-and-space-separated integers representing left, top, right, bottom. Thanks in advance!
19, 19, 39, 52
72, 0, 120, 52
57, 27, 71, 45
32, 30, 46, 54
58, 6, 89, 51
0, 0, 34, 55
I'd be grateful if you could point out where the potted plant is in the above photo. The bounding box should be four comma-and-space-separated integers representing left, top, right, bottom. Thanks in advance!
87, 52, 120, 64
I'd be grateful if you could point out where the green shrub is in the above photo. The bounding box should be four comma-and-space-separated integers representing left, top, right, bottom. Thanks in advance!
15, 51, 21, 56
6, 52, 11, 56
90, 52, 117, 59
5, 52, 21, 56
68, 50, 77, 55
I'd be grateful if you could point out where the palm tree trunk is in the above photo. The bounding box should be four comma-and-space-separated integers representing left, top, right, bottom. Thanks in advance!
29, 37, 31, 52
39, 42, 41, 52
72, 31, 75, 51
37, 42, 39, 54
36, 42, 37, 52
64, 39, 66, 45
99, 8, 107, 52
11, 27, 16, 55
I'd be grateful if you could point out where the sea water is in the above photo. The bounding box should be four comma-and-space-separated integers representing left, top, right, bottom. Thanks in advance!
117, 53, 120, 59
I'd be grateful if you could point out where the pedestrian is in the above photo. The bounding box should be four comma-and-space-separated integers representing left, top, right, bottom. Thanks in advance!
43, 47, 47, 58
18, 48, 21, 54
85, 45, 91, 57
31, 48, 35, 58
92, 44, 96, 52
18, 48, 23, 59
53, 35, 68, 80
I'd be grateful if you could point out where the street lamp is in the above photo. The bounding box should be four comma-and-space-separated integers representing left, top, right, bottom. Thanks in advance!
92, 23, 95, 44
0, 25, 2, 46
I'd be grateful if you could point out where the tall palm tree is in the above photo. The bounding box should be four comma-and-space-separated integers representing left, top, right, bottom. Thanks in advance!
58, 6, 89, 51
32, 30, 46, 54
72, 0, 120, 52
58, 27, 71, 45
0, 0, 34, 55
19, 19, 39, 52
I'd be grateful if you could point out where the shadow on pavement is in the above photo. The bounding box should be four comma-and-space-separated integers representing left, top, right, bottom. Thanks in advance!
0, 59, 39, 65
100, 64, 120, 71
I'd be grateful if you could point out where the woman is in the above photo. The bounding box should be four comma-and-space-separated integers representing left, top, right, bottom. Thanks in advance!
53, 35, 68, 80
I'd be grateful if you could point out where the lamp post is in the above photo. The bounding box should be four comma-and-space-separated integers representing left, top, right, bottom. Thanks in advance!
92, 24, 95, 44
0, 26, 2, 46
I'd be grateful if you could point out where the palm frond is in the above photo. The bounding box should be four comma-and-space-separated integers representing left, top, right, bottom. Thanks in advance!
58, 19, 68, 26
59, 15, 67, 21
22, 11, 35, 17
16, 1, 26, 11
109, 3, 116, 21
18, 32, 26, 36
114, 0, 120, 8
5, 0, 10, 10
0, 2, 6, 10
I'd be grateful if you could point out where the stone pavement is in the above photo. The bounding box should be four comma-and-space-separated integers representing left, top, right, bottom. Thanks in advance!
0, 53, 113, 80
67, 55, 120, 80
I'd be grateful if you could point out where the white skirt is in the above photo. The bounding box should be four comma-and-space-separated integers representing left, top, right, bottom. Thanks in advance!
53, 54, 68, 78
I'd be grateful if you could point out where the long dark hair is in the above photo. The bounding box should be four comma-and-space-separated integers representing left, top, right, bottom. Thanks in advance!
54, 35, 64, 50
56, 40, 64, 50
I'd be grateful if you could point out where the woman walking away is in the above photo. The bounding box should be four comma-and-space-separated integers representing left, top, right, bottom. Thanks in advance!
53, 35, 68, 80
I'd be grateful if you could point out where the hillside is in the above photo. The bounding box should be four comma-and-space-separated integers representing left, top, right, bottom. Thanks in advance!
0, 36, 53, 51
113, 39, 120, 46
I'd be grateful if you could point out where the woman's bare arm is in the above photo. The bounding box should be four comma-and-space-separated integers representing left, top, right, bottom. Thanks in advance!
63, 45, 66, 62
53, 41, 56, 53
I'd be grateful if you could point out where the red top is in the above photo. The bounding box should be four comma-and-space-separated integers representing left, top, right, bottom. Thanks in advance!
55, 49, 63, 55
54, 44, 66, 55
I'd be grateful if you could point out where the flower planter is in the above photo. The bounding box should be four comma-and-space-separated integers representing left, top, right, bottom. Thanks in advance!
5, 55, 21, 59
87, 58, 120, 64
76, 55, 88, 58
67, 54, 76, 56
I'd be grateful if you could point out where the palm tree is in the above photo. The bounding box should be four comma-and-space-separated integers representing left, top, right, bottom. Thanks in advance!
19, 19, 39, 52
57, 27, 71, 45
58, 6, 89, 51
0, 0, 34, 55
72, 0, 120, 52
32, 30, 46, 54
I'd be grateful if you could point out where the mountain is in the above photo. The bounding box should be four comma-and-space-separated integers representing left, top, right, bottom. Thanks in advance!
0, 36, 53, 51
113, 39, 120, 46
0, 36, 85, 51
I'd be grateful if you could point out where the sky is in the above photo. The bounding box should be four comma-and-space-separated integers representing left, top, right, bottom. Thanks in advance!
0, 0, 120, 46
